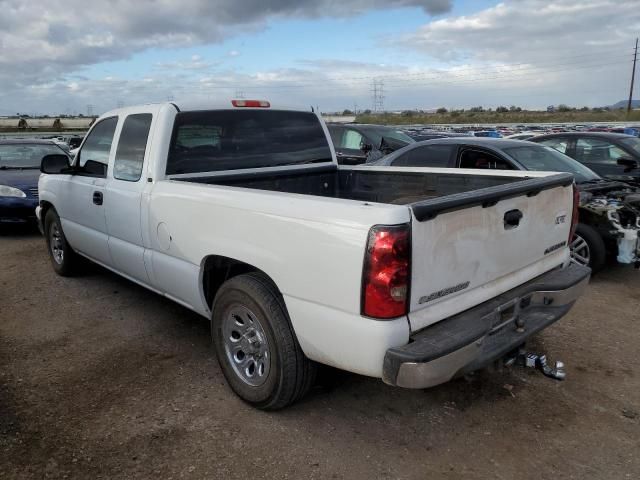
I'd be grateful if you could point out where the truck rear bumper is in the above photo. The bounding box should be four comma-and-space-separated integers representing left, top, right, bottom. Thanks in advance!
382, 263, 591, 388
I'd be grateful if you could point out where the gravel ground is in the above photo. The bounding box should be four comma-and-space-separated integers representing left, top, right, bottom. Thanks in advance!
1, 226, 639, 479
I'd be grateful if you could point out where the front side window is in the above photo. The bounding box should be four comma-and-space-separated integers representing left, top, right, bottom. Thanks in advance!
77, 117, 118, 174
619, 137, 640, 156
575, 138, 626, 165
341, 130, 364, 149
392, 145, 453, 167
167, 110, 332, 174
113, 114, 153, 182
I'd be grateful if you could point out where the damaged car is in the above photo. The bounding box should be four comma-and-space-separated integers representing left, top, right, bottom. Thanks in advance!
370, 137, 640, 271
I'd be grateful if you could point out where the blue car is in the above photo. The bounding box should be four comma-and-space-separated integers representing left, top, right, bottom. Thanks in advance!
0, 140, 69, 225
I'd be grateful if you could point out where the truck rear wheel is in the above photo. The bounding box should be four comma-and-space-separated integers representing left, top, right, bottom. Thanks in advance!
211, 272, 316, 410
44, 209, 80, 276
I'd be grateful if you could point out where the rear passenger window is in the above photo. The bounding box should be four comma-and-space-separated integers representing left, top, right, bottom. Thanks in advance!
459, 149, 514, 170
114, 114, 153, 181
538, 138, 569, 154
393, 145, 453, 167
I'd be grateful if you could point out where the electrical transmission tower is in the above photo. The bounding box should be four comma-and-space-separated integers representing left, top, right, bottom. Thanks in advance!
117, 100, 124, 109
371, 78, 385, 112
235, 89, 246, 99
86, 104, 94, 117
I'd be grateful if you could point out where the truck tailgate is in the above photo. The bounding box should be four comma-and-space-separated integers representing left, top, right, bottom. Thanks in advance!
408, 173, 574, 332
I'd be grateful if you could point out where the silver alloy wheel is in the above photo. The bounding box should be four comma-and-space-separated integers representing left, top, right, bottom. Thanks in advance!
49, 222, 64, 265
222, 304, 271, 387
570, 233, 590, 267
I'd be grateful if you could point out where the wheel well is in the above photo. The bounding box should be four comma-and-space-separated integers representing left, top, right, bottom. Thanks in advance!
202, 256, 275, 309
39, 201, 54, 227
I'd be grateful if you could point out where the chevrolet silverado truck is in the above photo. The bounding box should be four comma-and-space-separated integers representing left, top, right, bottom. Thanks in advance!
37, 101, 590, 409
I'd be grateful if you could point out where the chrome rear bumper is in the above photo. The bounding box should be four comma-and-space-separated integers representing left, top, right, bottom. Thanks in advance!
382, 263, 591, 389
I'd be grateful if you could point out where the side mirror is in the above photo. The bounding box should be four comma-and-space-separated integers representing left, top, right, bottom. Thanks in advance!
617, 158, 638, 171
41, 154, 70, 174
82, 159, 107, 177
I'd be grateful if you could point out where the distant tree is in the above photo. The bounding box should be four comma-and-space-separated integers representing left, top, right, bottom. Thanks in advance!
363, 109, 372, 115
557, 104, 571, 112
469, 106, 484, 112
17, 118, 28, 129
579, 106, 590, 111
53, 118, 63, 130
436, 107, 448, 114
496, 106, 508, 113
342, 109, 353, 115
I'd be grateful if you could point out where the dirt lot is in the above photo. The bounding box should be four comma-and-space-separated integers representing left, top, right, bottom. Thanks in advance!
1, 227, 639, 480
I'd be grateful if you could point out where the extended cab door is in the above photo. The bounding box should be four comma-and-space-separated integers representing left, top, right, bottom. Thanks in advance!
57, 116, 118, 265
104, 110, 156, 284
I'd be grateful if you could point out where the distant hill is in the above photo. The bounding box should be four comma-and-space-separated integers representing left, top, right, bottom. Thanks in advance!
608, 99, 640, 109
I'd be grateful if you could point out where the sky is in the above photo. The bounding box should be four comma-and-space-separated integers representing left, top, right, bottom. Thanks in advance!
1, 0, 639, 116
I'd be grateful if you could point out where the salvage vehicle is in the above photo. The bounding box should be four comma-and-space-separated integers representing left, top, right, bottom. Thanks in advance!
371, 137, 640, 271
37, 101, 589, 409
0, 139, 69, 225
530, 132, 640, 186
327, 123, 414, 164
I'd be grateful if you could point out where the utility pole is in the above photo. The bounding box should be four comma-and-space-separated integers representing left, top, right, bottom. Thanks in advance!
371, 78, 385, 113
628, 38, 638, 115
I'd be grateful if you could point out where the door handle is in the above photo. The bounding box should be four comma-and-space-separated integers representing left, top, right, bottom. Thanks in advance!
504, 209, 523, 229
93, 191, 103, 206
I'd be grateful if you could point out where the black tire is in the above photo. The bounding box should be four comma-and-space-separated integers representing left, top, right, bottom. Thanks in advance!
44, 209, 80, 276
211, 272, 316, 410
571, 223, 606, 273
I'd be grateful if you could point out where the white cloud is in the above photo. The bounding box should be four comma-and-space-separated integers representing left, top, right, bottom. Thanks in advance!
1, 0, 638, 114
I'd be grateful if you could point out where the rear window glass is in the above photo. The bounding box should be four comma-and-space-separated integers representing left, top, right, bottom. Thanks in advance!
393, 144, 453, 167
167, 110, 332, 174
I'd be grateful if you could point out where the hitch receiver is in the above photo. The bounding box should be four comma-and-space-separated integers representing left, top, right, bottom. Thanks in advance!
506, 348, 566, 381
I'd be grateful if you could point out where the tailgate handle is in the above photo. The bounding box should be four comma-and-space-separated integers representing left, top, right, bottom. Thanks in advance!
504, 209, 523, 229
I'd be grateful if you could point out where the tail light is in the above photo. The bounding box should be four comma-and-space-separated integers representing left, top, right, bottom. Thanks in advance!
231, 100, 270, 108
569, 184, 579, 242
362, 224, 411, 319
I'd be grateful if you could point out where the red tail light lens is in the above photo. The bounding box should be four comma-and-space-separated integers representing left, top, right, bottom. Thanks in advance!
569, 184, 579, 242
362, 224, 411, 319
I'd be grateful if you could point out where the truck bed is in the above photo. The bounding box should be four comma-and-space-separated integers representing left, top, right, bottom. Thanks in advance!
181, 164, 525, 205
181, 165, 571, 223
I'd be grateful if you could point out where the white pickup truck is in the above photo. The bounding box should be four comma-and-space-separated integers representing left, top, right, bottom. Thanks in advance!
37, 101, 590, 409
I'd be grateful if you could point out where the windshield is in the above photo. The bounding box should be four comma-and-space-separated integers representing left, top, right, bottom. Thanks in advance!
503, 145, 601, 183
0, 143, 66, 169
167, 110, 332, 174
619, 137, 640, 156
360, 126, 415, 148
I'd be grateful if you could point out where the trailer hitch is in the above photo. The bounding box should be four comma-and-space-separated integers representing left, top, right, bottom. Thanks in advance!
505, 348, 566, 381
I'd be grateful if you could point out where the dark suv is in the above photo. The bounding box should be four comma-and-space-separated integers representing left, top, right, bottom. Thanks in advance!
327, 123, 414, 165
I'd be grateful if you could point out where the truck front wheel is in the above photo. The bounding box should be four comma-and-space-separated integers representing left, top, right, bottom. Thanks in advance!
211, 272, 316, 410
44, 209, 80, 276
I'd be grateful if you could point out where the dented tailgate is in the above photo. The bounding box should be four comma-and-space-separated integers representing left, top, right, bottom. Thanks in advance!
408, 173, 575, 332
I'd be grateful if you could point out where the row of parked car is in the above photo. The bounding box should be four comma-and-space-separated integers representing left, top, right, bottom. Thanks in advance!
2, 121, 639, 274
328, 123, 640, 272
